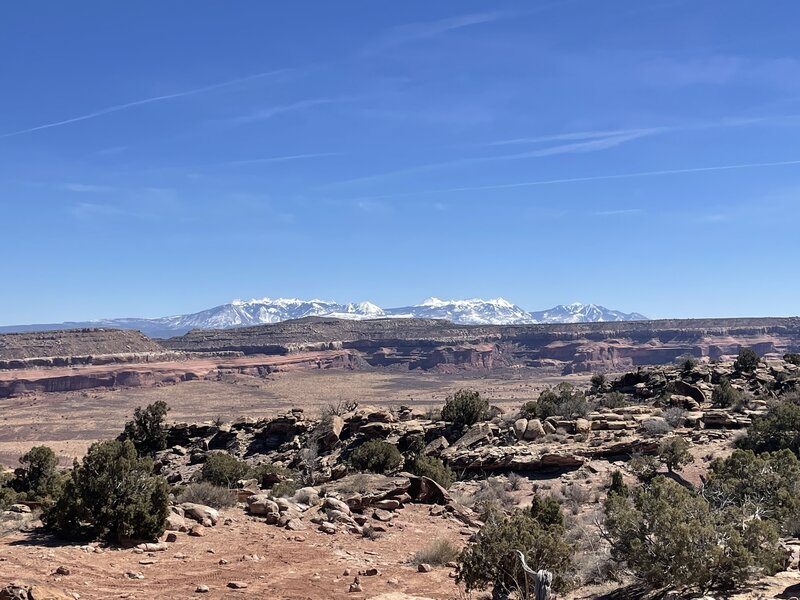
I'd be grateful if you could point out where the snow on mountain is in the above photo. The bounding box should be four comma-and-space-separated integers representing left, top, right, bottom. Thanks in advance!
529, 302, 647, 324
385, 297, 535, 325
0, 297, 648, 338
160, 298, 383, 330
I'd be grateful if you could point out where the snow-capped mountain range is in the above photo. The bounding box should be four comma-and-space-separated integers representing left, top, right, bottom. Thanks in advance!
0, 297, 647, 338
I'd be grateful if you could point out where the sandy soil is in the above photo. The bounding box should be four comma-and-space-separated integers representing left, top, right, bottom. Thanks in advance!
0, 505, 466, 600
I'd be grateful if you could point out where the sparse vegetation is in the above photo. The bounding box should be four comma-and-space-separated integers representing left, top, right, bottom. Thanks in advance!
598, 391, 628, 409
785, 352, 800, 366
641, 417, 672, 435
590, 373, 607, 391
408, 454, 454, 489
526, 383, 589, 419
271, 479, 299, 498
13, 445, 61, 502
608, 470, 628, 498
250, 463, 291, 488
703, 448, 800, 532
712, 379, 743, 408
605, 476, 783, 592
678, 354, 698, 374
350, 439, 403, 474
412, 538, 460, 566
458, 495, 574, 595
441, 389, 489, 428
122, 400, 170, 456
734, 347, 760, 373
200, 453, 251, 488
176, 482, 237, 508
663, 406, 686, 428
44, 439, 169, 542
738, 401, 800, 456
657, 436, 693, 473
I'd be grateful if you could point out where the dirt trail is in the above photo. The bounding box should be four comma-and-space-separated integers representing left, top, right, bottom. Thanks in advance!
0, 505, 462, 599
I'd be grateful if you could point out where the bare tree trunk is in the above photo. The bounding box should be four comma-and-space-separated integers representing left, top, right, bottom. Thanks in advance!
533, 570, 553, 600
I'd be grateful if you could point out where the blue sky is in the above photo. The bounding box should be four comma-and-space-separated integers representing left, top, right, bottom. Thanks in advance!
1, 1, 799, 324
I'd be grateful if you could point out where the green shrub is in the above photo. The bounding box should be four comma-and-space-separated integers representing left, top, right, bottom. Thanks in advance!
441, 389, 489, 428
408, 455, 454, 489
628, 453, 660, 482
785, 353, 800, 366
122, 401, 170, 456
526, 383, 589, 419
458, 496, 574, 595
703, 448, 800, 532
734, 348, 759, 373
609, 470, 628, 498
679, 354, 698, 374
249, 463, 290, 488
590, 373, 607, 391
0, 473, 21, 510
412, 538, 460, 566
657, 437, 693, 473
176, 482, 236, 508
14, 445, 60, 501
200, 453, 251, 488
605, 476, 782, 592
350, 440, 403, 474
271, 479, 298, 498
44, 439, 169, 542
738, 402, 800, 456
712, 379, 743, 408
598, 391, 628, 409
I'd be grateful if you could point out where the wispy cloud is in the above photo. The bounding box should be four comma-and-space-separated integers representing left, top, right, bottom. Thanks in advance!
349, 158, 800, 201
367, 11, 512, 52
57, 183, 114, 193
223, 98, 337, 126
0, 70, 286, 139
220, 152, 340, 167
69, 202, 159, 221
488, 127, 663, 147
592, 208, 644, 216
644, 55, 800, 88
327, 129, 653, 187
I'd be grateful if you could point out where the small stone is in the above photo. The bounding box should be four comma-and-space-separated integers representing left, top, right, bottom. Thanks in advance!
125, 571, 144, 579
348, 577, 363, 593
359, 568, 379, 577
418, 563, 432, 573
189, 526, 206, 537
218, 559, 228, 565
195, 584, 209, 593
342, 568, 351, 576
226, 581, 248, 589
55, 566, 71, 575
138, 559, 156, 565
165, 533, 178, 543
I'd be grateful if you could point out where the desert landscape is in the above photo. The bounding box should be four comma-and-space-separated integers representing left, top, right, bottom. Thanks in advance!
3, 3, 800, 598
2, 320, 800, 599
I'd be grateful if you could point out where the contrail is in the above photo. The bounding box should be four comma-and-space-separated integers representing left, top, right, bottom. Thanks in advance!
353, 158, 800, 200
0, 70, 285, 139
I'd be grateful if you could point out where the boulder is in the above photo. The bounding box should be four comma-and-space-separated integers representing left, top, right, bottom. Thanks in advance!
323, 497, 351, 515
247, 494, 280, 517
513, 418, 528, 440
180, 503, 220, 526
423, 436, 449, 455
408, 475, 451, 505
523, 419, 545, 440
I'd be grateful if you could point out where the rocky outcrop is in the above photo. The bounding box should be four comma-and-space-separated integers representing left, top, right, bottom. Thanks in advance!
163, 316, 800, 374
0, 328, 164, 362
